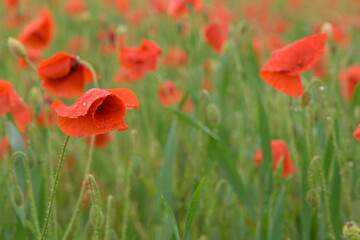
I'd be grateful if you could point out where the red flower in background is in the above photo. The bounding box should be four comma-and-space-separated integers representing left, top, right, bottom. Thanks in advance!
97, 27, 125, 55
37, 52, 95, 98
36, 109, 57, 127
119, 40, 162, 80
339, 66, 360, 100
162, 47, 188, 67
149, 0, 167, 14
3, 13, 28, 29
202, 22, 229, 54
167, 0, 202, 18
51, 88, 139, 138
3, 0, 18, 11
17, 9, 54, 51
65, 0, 87, 15
354, 125, 360, 141
254, 140, 295, 178
158, 81, 183, 106
85, 132, 111, 149
260, 33, 327, 97
0, 80, 32, 133
0, 137, 10, 160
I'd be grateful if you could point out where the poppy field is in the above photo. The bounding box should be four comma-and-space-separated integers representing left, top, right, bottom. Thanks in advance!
2, 0, 360, 239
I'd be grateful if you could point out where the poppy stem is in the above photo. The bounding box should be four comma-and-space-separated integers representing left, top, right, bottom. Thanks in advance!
88, 174, 102, 240
104, 195, 114, 240
24, 56, 38, 72
79, 60, 99, 88
40, 135, 70, 240
11, 152, 41, 238
62, 135, 95, 240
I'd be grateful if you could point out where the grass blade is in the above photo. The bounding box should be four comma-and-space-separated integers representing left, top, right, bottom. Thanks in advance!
161, 196, 180, 240
183, 179, 204, 240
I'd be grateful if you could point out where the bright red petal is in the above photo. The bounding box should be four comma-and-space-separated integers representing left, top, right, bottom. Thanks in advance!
37, 52, 72, 79
259, 71, 304, 97
108, 88, 139, 110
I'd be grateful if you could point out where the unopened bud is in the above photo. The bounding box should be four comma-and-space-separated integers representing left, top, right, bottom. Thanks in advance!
116, 25, 127, 35
306, 189, 320, 208
301, 92, 311, 108
343, 222, 360, 240
80, 11, 92, 23
8, 38, 26, 58
89, 204, 104, 227
12, 185, 24, 206
206, 103, 221, 126
321, 22, 333, 39
355, 107, 360, 122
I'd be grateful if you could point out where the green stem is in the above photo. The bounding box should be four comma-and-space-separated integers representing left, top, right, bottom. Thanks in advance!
79, 60, 99, 88
40, 135, 70, 240
12, 152, 41, 237
88, 175, 102, 240
104, 195, 114, 240
24, 56, 37, 71
121, 157, 133, 240
62, 135, 95, 240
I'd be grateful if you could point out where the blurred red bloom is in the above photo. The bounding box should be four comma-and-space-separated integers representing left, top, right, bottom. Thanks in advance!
3, 13, 28, 29
0, 137, 10, 161
51, 88, 139, 138
36, 109, 57, 127
3, 0, 18, 10
65, 0, 86, 15
162, 47, 188, 67
97, 27, 125, 55
260, 33, 327, 97
85, 132, 111, 149
0, 80, 32, 133
202, 22, 229, 54
339, 66, 360, 100
158, 80, 183, 106
119, 39, 162, 80
354, 125, 360, 141
113, 69, 137, 86
17, 9, 54, 51
149, 0, 167, 14
167, 0, 202, 18
67, 36, 89, 54
37, 52, 95, 98
254, 140, 295, 178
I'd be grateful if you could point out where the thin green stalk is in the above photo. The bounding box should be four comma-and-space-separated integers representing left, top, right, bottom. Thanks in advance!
121, 156, 133, 240
104, 195, 114, 240
78, 60, 99, 88
88, 174, 102, 240
12, 152, 41, 237
62, 135, 95, 240
40, 135, 70, 240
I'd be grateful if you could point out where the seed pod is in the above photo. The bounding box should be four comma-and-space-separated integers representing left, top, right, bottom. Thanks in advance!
306, 189, 320, 208
343, 222, 360, 240
321, 22, 333, 39
89, 204, 104, 227
8, 38, 26, 58
301, 92, 311, 108
206, 103, 221, 126
12, 185, 24, 207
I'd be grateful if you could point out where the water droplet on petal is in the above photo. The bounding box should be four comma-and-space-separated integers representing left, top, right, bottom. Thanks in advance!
83, 102, 86, 106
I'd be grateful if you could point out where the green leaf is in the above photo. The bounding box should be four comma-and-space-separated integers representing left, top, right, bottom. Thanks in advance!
161, 196, 180, 240
8, 122, 25, 152
270, 184, 286, 240
183, 179, 204, 240
165, 108, 219, 141
158, 118, 177, 206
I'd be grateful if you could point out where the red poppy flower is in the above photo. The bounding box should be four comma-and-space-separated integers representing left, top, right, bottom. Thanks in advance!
354, 125, 360, 141
339, 66, 360, 100
162, 47, 188, 67
254, 140, 295, 178
97, 27, 125, 55
0, 80, 32, 133
260, 33, 327, 97
51, 88, 139, 138
150, 0, 167, 14
0, 137, 10, 161
85, 132, 111, 149
17, 9, 54, 51
3, 13, 28, 29
65, 0, 86, 15
202, 22, 229, 54
37, 52, 96, 98
119, 39, 162, 80
167, 0, 202, 18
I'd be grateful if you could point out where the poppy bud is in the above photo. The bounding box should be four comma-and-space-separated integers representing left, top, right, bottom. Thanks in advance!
206, 103, 221, 126
80, 12, 92, 23
355, 107, 360, 122
306, 189, 320, 208
8, 38, 26, 58
12, 185, 24, 206
343, 222, 360, 239
106, 195, 115, 228
89, 204, 104, 227
116, 25, 127, 35
301, 92, 311, 108
29, 87, 43, 106
321, 22, 333, 39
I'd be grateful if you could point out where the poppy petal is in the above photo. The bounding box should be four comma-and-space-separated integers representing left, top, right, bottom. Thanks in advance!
259, 71, 304, 97
354, 124, 360, 141
9, 90, 32, 133
51, 88, 111, 118
108, 88, 139, 110
37, 52, 72, 79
